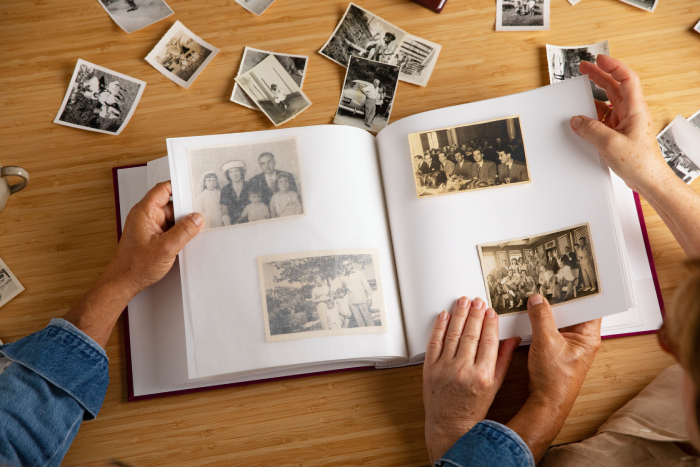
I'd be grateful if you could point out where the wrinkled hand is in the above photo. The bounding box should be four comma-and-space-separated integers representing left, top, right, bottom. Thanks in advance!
423, 297, 521, 465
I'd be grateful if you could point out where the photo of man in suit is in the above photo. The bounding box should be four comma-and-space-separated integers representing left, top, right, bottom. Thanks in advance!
467, 149, 497, 184
452, 152, 472, 179
496, 150, 529, 184
438, 152, 455, 178
248, 152, 298, 208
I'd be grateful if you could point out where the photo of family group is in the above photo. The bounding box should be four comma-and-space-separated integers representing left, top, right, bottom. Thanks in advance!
187, 136, 304, 230
257, 249, 387, 342
477, 223, 600, 316
547, 41, 610, 102
408, 116, 530, 197
97, 0, 173, 34
496, 0, 550, 31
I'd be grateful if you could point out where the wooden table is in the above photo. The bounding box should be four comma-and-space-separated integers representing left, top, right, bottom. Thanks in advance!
0, 0, 695, 464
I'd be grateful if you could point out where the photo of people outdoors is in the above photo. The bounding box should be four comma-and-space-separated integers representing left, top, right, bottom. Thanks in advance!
547, 41, 610, 102
657, 116, 700, 185
477, 223, 600, 316
97, 0, 173, 34
187, 136, 304, 230
257, 249, 387, 342
408, 116, 530, 197
496, 0, 549, 30
390, 34, 442, 87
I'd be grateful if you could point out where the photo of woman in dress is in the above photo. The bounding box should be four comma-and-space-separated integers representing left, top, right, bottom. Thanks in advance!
220, 160, 250, 225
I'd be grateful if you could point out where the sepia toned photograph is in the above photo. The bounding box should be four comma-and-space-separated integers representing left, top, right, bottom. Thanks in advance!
496, 0, 550, 31
145, 20, 219, 89
320, 3, 407, 68
54, 59, 146, 135
97, 0, 173, 34
231, 47, 309, 111
257, 249, 388, 342
408, 116, 531, 197
235, 0, 275, 15
617, 0, 658, 12
477, 223, 600, 316
657, 116, 700, 185
0, 257, 24, 309
333, 56, 400, 133
235, 55, 312, 126
390, 34, 442, 87
187, 136, 304, 229
547, 41, 610, 102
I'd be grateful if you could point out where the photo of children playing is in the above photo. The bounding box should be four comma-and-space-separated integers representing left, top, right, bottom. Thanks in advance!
187, 136, 304, 230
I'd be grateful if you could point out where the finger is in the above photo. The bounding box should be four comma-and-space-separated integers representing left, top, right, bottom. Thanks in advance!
474, 306, 499, 369
443, 296, 471, 359
494, 336, 521, 387
457, 297, 487, 363
570, 115, 624, 154
527, 294, 560, 343
163, 201, 175, 224
560, 318, 602, 339
580, 61, 622, 104
142, 181, 173, 210
595, 55, 645, 113
160, 212, 203, 255
425, 311, 450, 367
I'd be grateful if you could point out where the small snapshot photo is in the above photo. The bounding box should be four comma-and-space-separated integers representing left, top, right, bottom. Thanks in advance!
333, 56, 400, 133
408, 116, 530, 197
496, 0, 550, 31
235, 0, 275, 15
547, 41, 610, 102
54, 59, 146, 135
231, 47, 309, 111
657, 115, 700, 185
0, 257, 24, 308
390, 34, 442, 87
616, 0, 658, 12
477, 223, 600, 316
145, 20, 219, 89
689, 109, 700, 130
235, 55, 312, 126
187, 136, 304, 230
320, 3, 407, 68
257, 249, 388, 342
97, 0, 173, 34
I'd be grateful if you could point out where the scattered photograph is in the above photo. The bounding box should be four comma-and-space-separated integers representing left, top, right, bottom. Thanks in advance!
0, 256, 24, 308
547, 41, 610, 102
407, 116, 530, 197
477, 223, 600, 316
695, 20, 700, 34
235, 0, 275, 15
235, 55, 312, 126
145, 20, 219, 89
319, 3, 407, 68
657, 115, 700, 185
231, 47, 309, 111
390, 34, 442, 87
568, 0, 584, 5
616, 0, 658, 12
333, 56, 400, 134
97, 0, 173, 34
54, 59, 146, 135
688, 109, 700, 130
257, 249, 388, 342
496, 0, 550, 31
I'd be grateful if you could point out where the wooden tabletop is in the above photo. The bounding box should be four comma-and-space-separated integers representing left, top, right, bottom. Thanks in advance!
1, 0, 695, 464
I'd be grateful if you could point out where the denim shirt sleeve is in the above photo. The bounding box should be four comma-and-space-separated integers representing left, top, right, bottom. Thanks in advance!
436, 420, 535, 467
0, 318, 109, 467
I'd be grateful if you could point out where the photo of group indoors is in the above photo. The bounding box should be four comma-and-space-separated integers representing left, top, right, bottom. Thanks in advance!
97, 0, 173, 34
390, 34, 441, 87
547, 41, 610, 102
657, 116, 700, 185
235, 0, 275, 16
257, 249, 387, 342
320, 3, 406, 68
408, 116, 530, 197
187, 136, 304, 230
617, 0, 658, 12
478, 223, 600, 316
496, 0, 549, 30
333, 56, 400, 133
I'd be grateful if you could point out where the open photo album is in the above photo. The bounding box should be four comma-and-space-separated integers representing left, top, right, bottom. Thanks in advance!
113, 75, 664, 400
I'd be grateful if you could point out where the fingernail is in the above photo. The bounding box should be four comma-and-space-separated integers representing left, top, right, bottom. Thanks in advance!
529, 294, 543, 306
191, 213, 203, 226
438, 310, 448, 321
458, 296, 469, 308
570, 116, 583, 130
486, 308, 496, 318
472, 298, 484, 309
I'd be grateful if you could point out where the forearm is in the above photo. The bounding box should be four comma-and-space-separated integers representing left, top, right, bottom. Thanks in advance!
506, 397, 570, 463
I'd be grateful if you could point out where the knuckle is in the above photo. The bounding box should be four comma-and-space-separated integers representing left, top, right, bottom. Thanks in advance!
480, 335, 500, 348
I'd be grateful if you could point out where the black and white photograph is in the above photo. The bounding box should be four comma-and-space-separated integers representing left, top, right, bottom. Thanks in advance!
53, 59, 146, 135
657, 115, 700, 185
390, 34, 442, 87
257, 249, 387, 342
333, 56, 400, 133
235, 55, 312, 126
689, 109, 700, 130
97, 0, 173, 34
319, 3, 407, 68
617, 0, 658, 12
187, 136, 304, 230
408, 116, 531, 197
477, 223, 600, 316
145, 20, 219, 89
695, 19, 700, 34
230, 47, 308, 111
0, 256, 24, 309
496, 0, 550, 31
235, 0, 275, 16
547, 41, 610, 102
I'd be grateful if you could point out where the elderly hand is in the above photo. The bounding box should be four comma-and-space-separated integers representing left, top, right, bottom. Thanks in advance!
423, 296, 521, 465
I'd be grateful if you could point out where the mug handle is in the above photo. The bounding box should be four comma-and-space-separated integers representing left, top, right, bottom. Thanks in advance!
1, 166, 29, 194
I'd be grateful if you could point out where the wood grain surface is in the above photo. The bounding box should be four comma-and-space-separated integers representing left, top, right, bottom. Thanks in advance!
0, 0, 696, 465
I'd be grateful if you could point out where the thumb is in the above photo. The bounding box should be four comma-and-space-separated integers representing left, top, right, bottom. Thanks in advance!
161, 212, 203, 255
526, 294, 559, 343
570, 115, 619, 152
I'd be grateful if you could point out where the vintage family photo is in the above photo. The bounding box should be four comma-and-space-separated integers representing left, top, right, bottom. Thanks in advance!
145, 21, 219, 89
390, 34, 441, 87
478, 223, 600, 316
547, 41, 610, 102
657, 116, 700, 185
496, 0, 550, 31
320, 3, 407, 68
0, 257, 24, 309
54, 59, 146, 135
408, 116, 530, 197
257, 249, 387, 342
235, 55, 312, 126
187, 136, 304, 229
333, 56, 400, 133
617, 0, 658, 12
235, 0, 275, 16
97, 0, 173, 34
231, 47, 308, 111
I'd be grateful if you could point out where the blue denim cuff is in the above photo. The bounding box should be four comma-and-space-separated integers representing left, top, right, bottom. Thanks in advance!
0, 318, 109, 420
436, 420, 535, 467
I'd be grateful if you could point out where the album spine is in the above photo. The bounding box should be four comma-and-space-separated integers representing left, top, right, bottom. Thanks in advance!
411, 0, 447, 13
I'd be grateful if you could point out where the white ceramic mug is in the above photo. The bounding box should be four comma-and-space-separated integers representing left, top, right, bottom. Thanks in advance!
0, 166, 29, 212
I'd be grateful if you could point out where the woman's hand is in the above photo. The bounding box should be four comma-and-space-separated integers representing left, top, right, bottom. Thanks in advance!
423, 296, 521, 465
